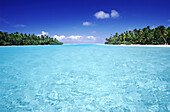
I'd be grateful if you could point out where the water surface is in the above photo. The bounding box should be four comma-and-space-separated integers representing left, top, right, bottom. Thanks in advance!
0, 44, 170, 112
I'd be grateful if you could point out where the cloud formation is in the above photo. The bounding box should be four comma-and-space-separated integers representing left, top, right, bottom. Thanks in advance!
37, 31, 48, 37
53, 35, 95, 40
111, 10, 119, 18
68, 35, 82, 40
94, 10, 119, 19
52, 34, 96, 43
83, 22, 92, 26
53, 35, 65, 40
94, 11, 110, 19
87, 36, 95, 40
37, 31, 98, 43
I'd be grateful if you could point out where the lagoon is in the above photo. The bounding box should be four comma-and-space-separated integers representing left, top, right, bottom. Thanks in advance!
0, 44, 170, 111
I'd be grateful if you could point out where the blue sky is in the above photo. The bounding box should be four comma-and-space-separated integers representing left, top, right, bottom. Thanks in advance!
0, 0, 170, 44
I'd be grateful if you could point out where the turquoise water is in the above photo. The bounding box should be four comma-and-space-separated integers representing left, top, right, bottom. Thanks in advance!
0, 44, 170, 112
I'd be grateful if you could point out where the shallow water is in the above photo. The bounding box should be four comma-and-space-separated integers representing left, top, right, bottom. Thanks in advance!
0, 44, 170, 112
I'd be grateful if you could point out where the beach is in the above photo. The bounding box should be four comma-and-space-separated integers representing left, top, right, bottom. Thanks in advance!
1, 44, 170, 47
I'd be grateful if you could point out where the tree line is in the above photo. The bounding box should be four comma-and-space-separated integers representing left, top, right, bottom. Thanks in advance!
105, 25, 170, 45
0, 31, 63, 46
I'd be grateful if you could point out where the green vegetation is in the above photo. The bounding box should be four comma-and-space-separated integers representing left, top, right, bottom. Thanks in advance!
105, 25, 170, 45
0, 31, 63, 46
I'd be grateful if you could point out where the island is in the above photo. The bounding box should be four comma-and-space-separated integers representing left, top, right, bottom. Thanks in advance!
0, 31, 63, 46
105, 25, 170, 45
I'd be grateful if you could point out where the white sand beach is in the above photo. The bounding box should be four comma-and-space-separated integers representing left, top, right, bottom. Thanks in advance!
103, 44, 170, 47
1, 44, 170, 47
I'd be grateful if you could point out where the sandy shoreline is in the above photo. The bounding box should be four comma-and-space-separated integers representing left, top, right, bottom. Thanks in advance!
103, 44, 170, 47
0, 45, 50, 47
0, 44, 170, 47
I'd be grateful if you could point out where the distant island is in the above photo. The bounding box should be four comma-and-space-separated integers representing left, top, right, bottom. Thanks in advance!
0, 31, 63, 46
105, 25, 170, 45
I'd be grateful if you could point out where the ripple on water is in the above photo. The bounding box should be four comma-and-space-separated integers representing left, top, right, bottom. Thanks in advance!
0, 45, 170, 111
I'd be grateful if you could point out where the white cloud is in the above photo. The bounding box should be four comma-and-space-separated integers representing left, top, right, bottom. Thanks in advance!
37, 31, 48, 37
168, 19, 170, 22
83, 22, 92, 26
52, 34, 96, 42
111, 10, 119, 18
94, 11, 110, 19
14, 24, 27, 28
52, 35, 83, 40
42, 31, 48, 35
37, 30, 98, 43
94, 10, 119, 19
36, 30, 100, 43
87, 36, 96, 40
68, 35, 82, 40
53, 35, 65, 40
